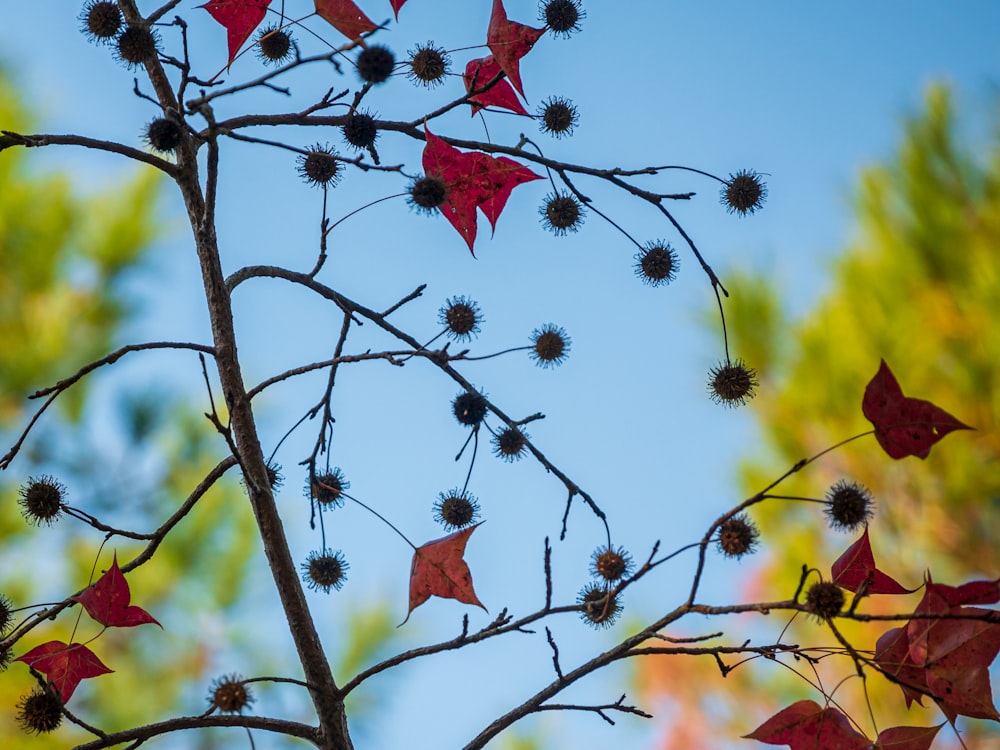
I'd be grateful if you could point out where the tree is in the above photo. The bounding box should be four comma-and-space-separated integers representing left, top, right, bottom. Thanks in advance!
1, 3, 997, 749
638, 87, 1000, 749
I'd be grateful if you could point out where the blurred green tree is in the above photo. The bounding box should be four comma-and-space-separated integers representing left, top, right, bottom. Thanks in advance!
0, 67, 260, 746
638, 86, 1000, 748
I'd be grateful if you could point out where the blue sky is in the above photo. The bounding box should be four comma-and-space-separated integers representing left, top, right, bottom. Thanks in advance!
2, 2, 999, 748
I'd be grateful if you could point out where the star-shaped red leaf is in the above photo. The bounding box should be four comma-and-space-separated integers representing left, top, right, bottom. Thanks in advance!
831, 527, 910, 595
743, 700, 870, 749
421, 126, 542, 254
403, 523, 486, 624
314, 0, 377, 42
463, 56, 529, 116
875, 576, 1000, 721
15, 641, 113, 703
199, 0, 271, 66
466, 152, 542, 232
486, 0, 544, 98
862, 360, 972, 460
873, 724, 943, 750
72, 553, 161, 629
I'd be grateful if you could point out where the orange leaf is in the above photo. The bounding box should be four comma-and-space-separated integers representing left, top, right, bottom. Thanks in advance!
403, 524, 486, 624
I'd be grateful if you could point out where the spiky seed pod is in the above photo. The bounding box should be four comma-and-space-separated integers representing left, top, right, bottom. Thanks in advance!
540, 0, 585, 37
256, 26, 293, 64
439, 296, 482, 341
18, 476, 65, 526
241, 461, 283, 495
578, 583, 621, 628
635, 241, 679, 286
0, 643, 12, 672
452, 391, 488, 427
297, 145, 341, 188
538, 96, 578, 138
540, 192, 584, 235
722, 169, 767, 216
0, 593, 13, 636
301, 549, 349, 593
707, 359, 759, 407
433, 489, 481, 530
115, 24, 158, 68
408, 176, 447, 213
16, 688, 62, 734
492, 426, 528, 462
590, 545, 634, 583
308, 468, 349, 510
342, 111, 378, 150
530, 324, 570, 367
145, 117, 183, 153
407, 42, 450, 86
80, 1, 122, 43
825, 480, 875, 532
356, 45, 395, 84
805, 581, 845, 620
717, 514, 760, 559
209, 674, 254, 714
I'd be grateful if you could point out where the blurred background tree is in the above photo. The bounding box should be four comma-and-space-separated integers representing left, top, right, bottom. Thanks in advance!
0, 66, 261, 745
637, 86, 1000, 749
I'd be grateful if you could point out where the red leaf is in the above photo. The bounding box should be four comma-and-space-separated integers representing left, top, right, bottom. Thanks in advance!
15, 641, 113, 703
831, 527, 910, 595
467, 152, 543, 232
403, 523, 486, 624
873, 724, 943, 750
389, 0, 406, 19
421, 126, 542, 253
72, 553, 161, 629
874, 625, 930, 709
876, 576, 1000, 721
486, 0, 544, 98
463, 57, 529, 116
743, 700, 869, 749
199, 0, 271, 66
314, 0, 377, 42
905, 576, 1000, 721
862, 360, 972, 460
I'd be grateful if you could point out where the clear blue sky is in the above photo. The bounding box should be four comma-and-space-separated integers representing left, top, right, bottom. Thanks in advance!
2, 2, 998, 748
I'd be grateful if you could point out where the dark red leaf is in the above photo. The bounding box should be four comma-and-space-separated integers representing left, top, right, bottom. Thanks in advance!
199, 0, 271, 66
403, 523, 486, 624
486, 0, 544, 98
314, 0, 377, 42
862, 360, 972, 460
389, 0, 407, 19
874, 625, 930, 709
905, 576, 1000, 721
15, 641, 113, 703
743, 700, 869, 749
72, 553, 161, 629
873, 724, 943, 750
831, 527, 910, 595
876, 576, 1000, 721
463, 57, 529, 116
421, 126, 542, 253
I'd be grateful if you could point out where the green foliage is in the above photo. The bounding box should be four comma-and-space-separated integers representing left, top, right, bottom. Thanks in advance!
0, 70, 159, 425
639, 85, 1000, 748
0, 69, 257, 745
731, 86, 1000, 580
